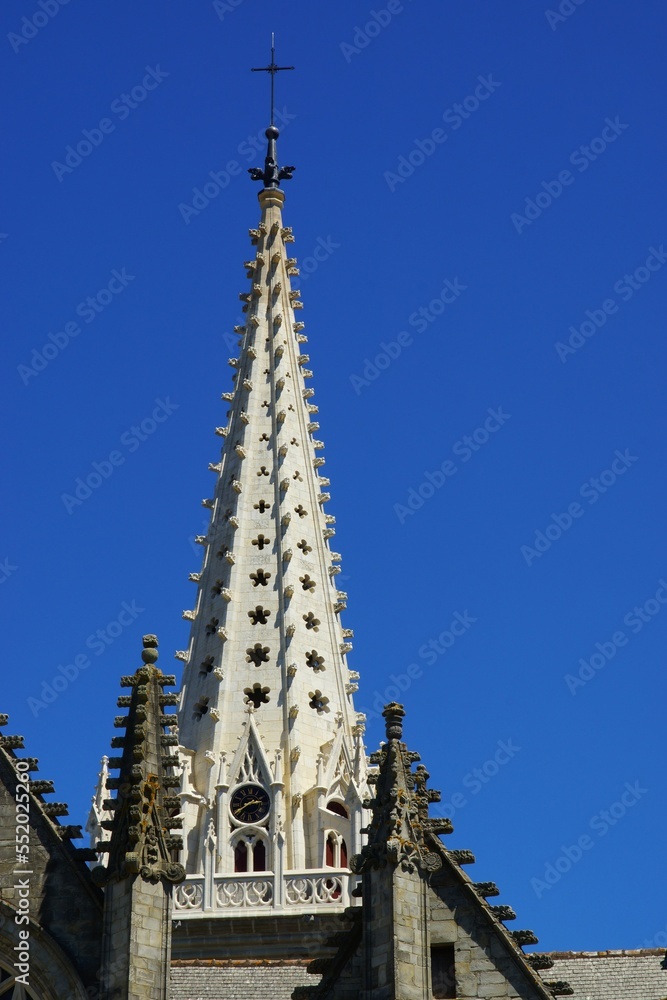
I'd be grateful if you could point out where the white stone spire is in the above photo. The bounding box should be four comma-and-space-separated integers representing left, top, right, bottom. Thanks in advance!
85, 755, 111, 865
174, 157, 366, 918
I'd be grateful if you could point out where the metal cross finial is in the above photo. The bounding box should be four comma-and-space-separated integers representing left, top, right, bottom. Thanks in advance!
251, 33, 294, 126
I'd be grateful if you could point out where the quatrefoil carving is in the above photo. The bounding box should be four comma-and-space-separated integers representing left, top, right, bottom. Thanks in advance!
193, 697, 209, 721
250, 569, 271, 587
300, 575, 316, 592
306, 650, 325, 671
297, 539, 312, 555
303, 612, 320, 632
309, 690, 329, 713
199, 656, 215, 675
244, 683, 270, 708
246, 644, 270, 666
248, 606, 271, 625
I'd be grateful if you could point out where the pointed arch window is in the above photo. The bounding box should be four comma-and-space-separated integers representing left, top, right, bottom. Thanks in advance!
234, 839, 248, 873
0, 965, 41, 999
232, 832, 269, 873
326, 800, 349, 819
324, 831, 348, 869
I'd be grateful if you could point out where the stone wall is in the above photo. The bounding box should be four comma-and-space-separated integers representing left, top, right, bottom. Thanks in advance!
100, 877, 172, 999
429, 873, 549, 999
0, 750, 102, 992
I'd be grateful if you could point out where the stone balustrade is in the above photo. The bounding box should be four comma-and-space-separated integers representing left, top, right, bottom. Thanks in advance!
174, 868, 352, 917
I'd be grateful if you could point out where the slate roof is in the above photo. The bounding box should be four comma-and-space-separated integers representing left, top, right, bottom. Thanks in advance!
170, 949, 667, 999
171, 960, 317, 1000
545, 949, 667, 1000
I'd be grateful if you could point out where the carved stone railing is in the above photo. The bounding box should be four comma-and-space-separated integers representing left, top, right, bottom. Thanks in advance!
285, 871, 349, 907
173, 869, 351, 917
216, 874, 273, 910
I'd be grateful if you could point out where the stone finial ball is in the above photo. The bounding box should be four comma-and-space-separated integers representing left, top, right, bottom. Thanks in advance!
142, 634, 159, 664
383, 702, 405, 741
266, 125, 280, 140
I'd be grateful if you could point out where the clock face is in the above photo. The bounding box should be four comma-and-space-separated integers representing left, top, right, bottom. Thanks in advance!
230, 783, 271, 824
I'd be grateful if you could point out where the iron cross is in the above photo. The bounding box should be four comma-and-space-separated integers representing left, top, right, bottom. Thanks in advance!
251, 34, 294, 126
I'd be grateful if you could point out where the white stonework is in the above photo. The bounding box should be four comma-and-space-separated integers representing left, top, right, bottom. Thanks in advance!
175, 187, 367, 914
85, 755, 111, 866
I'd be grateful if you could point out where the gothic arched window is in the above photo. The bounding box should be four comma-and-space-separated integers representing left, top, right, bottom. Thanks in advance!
0, 964, 41, 999
326, 800, 348, 818
233, 833, 269, 873
324, 831, 348, 869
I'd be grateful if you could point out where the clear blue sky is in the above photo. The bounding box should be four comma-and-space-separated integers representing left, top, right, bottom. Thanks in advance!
2, 0, 665, 952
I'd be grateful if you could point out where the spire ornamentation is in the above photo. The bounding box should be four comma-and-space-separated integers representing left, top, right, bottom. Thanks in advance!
92, 635, 185, 887
249, 37, 295, 189
249, 124, 295, 189
350, 703, 450, 875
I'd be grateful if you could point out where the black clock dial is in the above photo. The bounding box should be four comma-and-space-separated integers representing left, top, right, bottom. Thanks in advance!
230, 783, 270, 824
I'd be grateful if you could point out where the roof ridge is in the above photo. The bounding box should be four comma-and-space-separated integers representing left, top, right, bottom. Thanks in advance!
547, 949, 667, 958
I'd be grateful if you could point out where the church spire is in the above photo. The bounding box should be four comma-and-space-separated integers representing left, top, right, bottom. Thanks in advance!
173, 121, 366, 919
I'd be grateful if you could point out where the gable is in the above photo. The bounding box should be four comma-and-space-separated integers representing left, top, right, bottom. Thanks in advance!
428, 856, 556, 999
227, 714, 273, 788
0, 737, 102, 991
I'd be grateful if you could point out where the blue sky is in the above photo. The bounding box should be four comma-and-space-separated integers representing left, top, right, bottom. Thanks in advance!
2, 0, 666, 952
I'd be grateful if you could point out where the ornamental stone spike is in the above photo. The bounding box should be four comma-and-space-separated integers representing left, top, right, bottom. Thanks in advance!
93, 635, 184, 999
174, 156, 367, 914
351, 703, 448, 878
92, 635, 184, 888
85, 755, 112, 866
